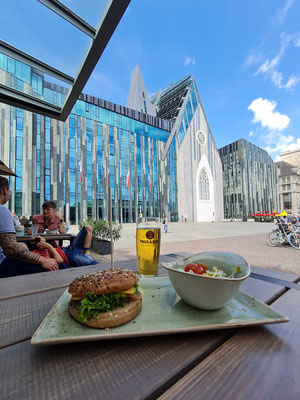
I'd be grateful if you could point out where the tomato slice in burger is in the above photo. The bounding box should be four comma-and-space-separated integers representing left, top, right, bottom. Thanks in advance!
184, 263, 204, 275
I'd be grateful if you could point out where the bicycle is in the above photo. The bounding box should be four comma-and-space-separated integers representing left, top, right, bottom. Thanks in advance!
266, 222, 300, 249
288, 229, 300, 249
266, 228, 288, 247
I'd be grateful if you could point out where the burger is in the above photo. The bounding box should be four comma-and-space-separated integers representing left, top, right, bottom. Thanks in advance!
68, 268, 142, 328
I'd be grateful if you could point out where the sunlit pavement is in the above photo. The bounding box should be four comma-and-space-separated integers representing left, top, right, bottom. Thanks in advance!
69, 222, 300, 275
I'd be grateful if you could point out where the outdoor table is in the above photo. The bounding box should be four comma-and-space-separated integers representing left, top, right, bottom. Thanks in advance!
16, 233, 75, 247
0, 252, 299, 400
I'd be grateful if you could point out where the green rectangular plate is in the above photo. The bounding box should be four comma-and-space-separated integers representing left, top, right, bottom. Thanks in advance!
31, 276, 289, 345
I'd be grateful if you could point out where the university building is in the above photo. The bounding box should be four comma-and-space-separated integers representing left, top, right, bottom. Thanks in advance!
128, 66, 224, 222
276, 155, 300, 216
219, 139, 278, 221
0, 54, 224, 223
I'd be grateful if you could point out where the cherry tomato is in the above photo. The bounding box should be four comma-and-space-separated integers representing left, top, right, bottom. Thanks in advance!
184, 263, 204, 275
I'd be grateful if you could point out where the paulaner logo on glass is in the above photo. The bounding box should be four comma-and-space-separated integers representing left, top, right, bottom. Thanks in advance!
146, 231, 154, 239
139, 230, 159, 244
140, 239, 160, 244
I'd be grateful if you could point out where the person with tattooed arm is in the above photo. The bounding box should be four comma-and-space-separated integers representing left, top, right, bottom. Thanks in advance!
0, 177, 59, 278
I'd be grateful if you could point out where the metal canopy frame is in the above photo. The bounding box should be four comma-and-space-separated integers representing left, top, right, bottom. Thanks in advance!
0, 0, 131, 121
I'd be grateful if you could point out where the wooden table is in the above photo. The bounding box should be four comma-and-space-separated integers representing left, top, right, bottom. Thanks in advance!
0, 253, 299, 400
16, 233, 75, 247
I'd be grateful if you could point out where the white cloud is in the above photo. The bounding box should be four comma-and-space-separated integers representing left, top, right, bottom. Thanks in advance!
294, 33, 300, 47
248, 98, 290, 131
271, 70, 283, 87
270, 70, 300, 90
256, 54, 281, 75
284, 74, 300, 89
184, 57, 196, 67
256, 33, 290, 75
284, 138, 300, 152
264, 135, 300, 155
244, 53, 263, 68
254, 33, 300, 91
248, 98, 300, 159
276, 0, 295, 23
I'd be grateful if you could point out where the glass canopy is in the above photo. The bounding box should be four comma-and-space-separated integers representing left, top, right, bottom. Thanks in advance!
0, 0, 131, 121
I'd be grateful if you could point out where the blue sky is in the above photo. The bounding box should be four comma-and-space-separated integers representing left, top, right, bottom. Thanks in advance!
2, 0, 300, 160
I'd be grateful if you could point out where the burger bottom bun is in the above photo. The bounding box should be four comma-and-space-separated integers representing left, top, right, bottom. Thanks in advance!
68, 292, 142, 329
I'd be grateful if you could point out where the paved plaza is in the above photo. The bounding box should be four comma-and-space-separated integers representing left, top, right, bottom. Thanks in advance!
70, 222, 300, 275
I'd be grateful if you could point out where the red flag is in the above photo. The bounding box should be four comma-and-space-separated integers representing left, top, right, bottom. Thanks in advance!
126, 170, 131, 188
148, 175, 151, 191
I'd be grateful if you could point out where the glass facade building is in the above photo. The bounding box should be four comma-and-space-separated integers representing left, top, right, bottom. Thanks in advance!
219, 139, 278, 221
1, 55, 224, 224
0, 53, 174, 223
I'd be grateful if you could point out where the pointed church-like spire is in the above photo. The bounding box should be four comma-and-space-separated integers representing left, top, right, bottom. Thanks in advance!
127, 65, 156, 116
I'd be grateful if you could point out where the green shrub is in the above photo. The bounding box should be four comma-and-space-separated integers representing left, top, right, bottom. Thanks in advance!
80, 217, 96, 230
80, 217, 122, 241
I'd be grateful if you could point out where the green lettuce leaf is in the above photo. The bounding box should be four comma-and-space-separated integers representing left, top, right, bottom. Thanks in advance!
77, 291, 126, 322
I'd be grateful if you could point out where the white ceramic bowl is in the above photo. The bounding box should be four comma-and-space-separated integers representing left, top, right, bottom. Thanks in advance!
163, 251, 251, 310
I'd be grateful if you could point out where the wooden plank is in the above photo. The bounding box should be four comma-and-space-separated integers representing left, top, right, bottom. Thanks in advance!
158, 287, 300, 400
240, 277, 288, 304
0, 253, 188, 300
250, 265, 299, 281
0, 285, 293, 400
0, 265, 102, 300
0, 287, 66, 348
0, 268, 294, 399
250, 272, 300, 291
0, 331, 233, 400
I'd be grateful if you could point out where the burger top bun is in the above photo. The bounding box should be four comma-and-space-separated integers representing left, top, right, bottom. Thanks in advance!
68, 268, 138, 297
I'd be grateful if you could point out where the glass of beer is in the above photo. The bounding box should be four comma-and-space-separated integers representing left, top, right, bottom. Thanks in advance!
136, 217, 161, 277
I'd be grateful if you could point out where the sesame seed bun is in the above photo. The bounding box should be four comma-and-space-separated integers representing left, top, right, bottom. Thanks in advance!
68, 291, 142, 328
68, 268, 139, 297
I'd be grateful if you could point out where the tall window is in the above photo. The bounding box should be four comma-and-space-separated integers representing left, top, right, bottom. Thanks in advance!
199, 168, 209, 200
283, 193, 291, 209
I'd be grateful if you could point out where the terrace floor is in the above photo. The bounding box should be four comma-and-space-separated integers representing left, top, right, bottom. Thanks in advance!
69, 222, 300, 275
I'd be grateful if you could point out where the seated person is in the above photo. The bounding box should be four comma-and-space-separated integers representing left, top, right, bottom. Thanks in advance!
0, 177, 59, 278
278, 215, 293, 234
19, 215, 28, 226
11, 212, 20, 227
32, 225, 97, 268
32, 201, 66, 234
280, 215, 288, 224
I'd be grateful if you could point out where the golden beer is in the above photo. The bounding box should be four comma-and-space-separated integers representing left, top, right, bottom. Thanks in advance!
136, 225, 161, 277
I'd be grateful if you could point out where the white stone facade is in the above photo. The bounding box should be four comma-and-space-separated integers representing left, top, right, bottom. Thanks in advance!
177, 104, 224, 222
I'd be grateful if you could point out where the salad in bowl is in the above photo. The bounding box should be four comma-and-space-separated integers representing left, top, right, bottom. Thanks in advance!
163, 251, 251, 310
